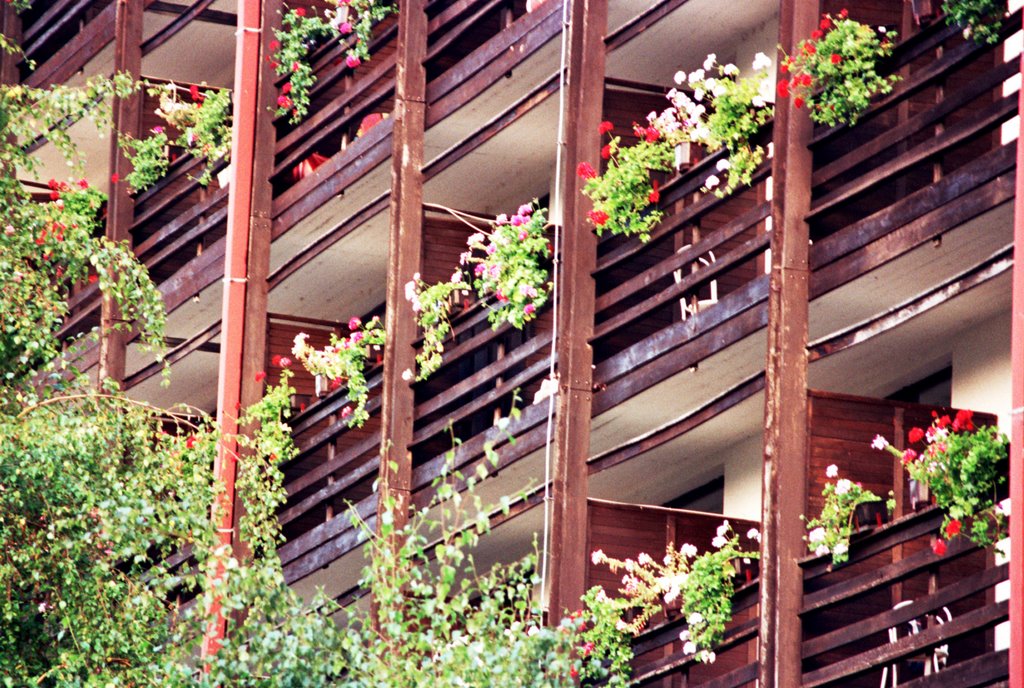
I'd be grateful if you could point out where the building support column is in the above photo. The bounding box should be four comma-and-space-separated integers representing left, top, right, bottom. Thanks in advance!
378, 0, 427, 536
99, 0, 144, 384
547, 0, 606, 619
1007, 10, 1024, 685
758, 0, 817, 685
0, 5, 21, 85
201, 0, 263, 659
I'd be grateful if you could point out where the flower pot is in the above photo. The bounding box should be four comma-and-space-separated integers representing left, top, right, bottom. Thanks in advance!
909, 478, 931, 511
674, 142, 702, 171
853, 501, 888, 531
216, 165, 232, 189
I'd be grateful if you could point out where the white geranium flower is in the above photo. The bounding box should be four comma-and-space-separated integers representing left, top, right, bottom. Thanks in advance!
835, 479, 852, 495
687, 611, 703, 625
716, 158, 731, 172
808, 527, 826, 543
723, 63, 739, 76
683, 640, 697, 655
712, 535, 727, 548
591, 549, 604, 565
681, 543, 698, 558
716, 520, 730, 537
815, 544, 830, 557
705, 174, 721, 189
674, 70, 686, 85
871, 434, 889, 450
703, 53, 717, 70
752, 95, 766, 108
826, 464, 839, 478
688, 69, 705, 85
752, 51, 772, 71
747, 528, 761, 542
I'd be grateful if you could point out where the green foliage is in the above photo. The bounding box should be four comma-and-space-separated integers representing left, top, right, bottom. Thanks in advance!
780, 12, 899, 128
803, 465, 884, 565
581, 132, 673, 242
272, 0, 397, 124
878, 410, 1009, 548
650, 53, 775, 197
0, 179, 165, 396
119, 83, 233, 193
942, 0, 1005, 44
591, 522, 760, 663
290, 315, 386, 426
406, 202, 552, 380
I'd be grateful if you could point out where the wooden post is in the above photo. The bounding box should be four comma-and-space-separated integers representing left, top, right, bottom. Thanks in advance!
1008, 10, 1024, 686
201, 0, 263, 659
758, 0, 817, 685
378, 0, 427, 536
0, 4, 21, 85
547, 0, 606, 619
99, 0, 144, 384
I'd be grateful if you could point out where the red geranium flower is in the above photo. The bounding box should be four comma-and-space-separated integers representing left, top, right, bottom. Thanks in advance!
794, 97, 805, 109
908, 427, 925, 444
600, 144, 611, 160
271, 354, 282, 366
598, 120, 614, 135
901, 449, 917, 465
804, 43, 817, 55
282, 82, 292, 95
648, 180, 660, 204
945, 519, 962, 537
110, 173, 119, 184
839, 8, 848, 18
88, 274, 98, 284
269, 39, 280, 50
576, 162, 597, 179
820, 17, 831, 30
831, 53, 842, 65
277, 95, 293, 109
186, 435, 197, 449
340, 406, 352, 418
810, 30, 823, 40
587, 210, 609, 226
255, 371, 267, 382
932, 539, 947, 556
644, 126, 659, 143
294, 7, 305, 16
777, 79, 790, 98
190, 84, 204, 103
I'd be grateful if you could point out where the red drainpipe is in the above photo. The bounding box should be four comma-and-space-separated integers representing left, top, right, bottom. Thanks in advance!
200, 0, 262, 660
1010, 11, 1024, 686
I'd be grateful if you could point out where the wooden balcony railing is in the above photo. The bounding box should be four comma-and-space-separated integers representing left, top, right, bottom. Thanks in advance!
623, 506, 1009, 688
590, 144, 773, 414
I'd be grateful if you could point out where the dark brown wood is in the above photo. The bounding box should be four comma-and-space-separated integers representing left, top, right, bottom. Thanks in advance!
377, 0, 427, 539
898, 649, 1008, 688
0, 4, 22, 84
547, 0, 606, 620
148, 1, 236, 25
141, 0, 219, 54
99, 0, 144, 385
25, 1, 117, 88
802, 562, 1008, 658
588, 373, 764, 475
758, 1, 816, 686
801, 600, 1008, 687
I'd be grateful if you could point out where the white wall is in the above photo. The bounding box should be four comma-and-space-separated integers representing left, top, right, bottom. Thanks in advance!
723, 435, 763, 521
951, 311, 1012, 432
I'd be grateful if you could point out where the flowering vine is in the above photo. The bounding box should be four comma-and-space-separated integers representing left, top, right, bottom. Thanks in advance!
873, 409, 1009, 553
590, 521, 760, 663
119, 82, 232, 192
779, 11, 898, 128
290, 315, 385, 427
578, 122, 673, 242
407, 202, 551, 380
271, 0, 397, 123
802, 465, 886, 565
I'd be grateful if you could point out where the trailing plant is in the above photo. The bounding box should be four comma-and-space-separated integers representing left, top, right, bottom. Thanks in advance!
779, 10, 899, 128
119, 82, 232, 192
271, 0, 397, 124
942, 0, 1005, 44
591, 521, 761, 663
579, 122, 673, 242
648, 52, 775, 197
874, 409, 1010, 552
802, 465, 885, 565
290, 315, 386, 427
407, 202, 552, 380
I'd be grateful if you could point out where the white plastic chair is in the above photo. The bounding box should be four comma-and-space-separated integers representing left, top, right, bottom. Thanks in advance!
880, 602, 953, 686
673, 246, 718, 320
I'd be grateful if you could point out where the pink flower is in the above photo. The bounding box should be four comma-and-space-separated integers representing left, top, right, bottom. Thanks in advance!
901, 449, 917, 465
511, 215, 523, 226
341, 406, 352, 418
348, 316, 362, 330
517, 203, 533, 216
277, 95, 293, 109
152, 126, 164, 134
518, 230, 528, 240
339, 21, 353, 33
346, 54, 361, 69
524, 303, 536, 316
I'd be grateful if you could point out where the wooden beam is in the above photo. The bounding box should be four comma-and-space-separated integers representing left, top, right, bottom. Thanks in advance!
0, 4, 21, 84
147, 0, 236, 26
1009, 9, 1024, 685
547, 0, 606, 619
99, 0, 144, 385
758, 0, 816, 685
200, 0, 262, 658
141, 0, 219, 55
377, 0, 427, 541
